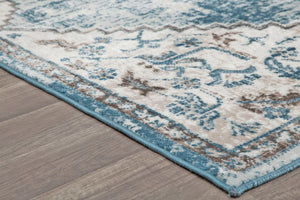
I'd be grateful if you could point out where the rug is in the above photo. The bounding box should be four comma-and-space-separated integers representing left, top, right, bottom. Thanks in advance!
0, 0, 299, 197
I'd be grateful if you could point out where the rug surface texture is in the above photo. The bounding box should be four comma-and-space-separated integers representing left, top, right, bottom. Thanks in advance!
0, 0, 300, 196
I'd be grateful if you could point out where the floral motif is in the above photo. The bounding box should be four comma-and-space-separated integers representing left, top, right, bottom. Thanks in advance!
167, 93, 221, 130
265, 37, 300, 80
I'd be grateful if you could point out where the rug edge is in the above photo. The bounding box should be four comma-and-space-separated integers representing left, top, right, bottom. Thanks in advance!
1, 61, 299, 197
233, 158, 300, 196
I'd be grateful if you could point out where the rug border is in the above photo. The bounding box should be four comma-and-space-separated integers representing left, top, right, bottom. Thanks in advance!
1, 61, 299, 197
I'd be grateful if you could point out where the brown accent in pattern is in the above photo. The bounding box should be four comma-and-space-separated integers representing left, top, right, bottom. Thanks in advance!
240, 123, 300, 161
137, 62, 160, 73
234, 50, 257, 59
36, 40, 88, 52
145, 65, 160, 72
212, 33, 221, 41
212, 32, 241, 45
210, 31, 257, 59
2, 38, 299, 172
240, 104, 263, 114
119, 71, 165, 96
177, 137, 258, 170
241, 92, 300, 104
240, 92, 300, 113
223, 38, 236, 46
3, 21, 300, 34
64, 60, 90, 70
183, 39, 200, 46
0, 1, 17, 30
140, 51, 175, 61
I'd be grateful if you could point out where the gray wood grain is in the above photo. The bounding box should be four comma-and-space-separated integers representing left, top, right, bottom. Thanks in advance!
0, 68, 299, 200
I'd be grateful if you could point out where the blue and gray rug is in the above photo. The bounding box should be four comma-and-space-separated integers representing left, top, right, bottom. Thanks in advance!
0, 0, 299, 196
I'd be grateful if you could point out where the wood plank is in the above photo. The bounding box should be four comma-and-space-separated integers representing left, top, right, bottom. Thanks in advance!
0, 101, 144, 200
0, 68, 22, 88
0, 69, 59, 122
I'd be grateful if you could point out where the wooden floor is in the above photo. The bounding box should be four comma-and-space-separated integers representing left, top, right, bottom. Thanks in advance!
0, 68, 299, 200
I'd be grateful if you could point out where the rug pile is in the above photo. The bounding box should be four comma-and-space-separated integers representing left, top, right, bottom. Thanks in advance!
0, 0, 299, 196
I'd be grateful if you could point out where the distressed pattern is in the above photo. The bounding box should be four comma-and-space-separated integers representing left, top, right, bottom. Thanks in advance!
2, 0, 300, 32
0, 0, 299, 197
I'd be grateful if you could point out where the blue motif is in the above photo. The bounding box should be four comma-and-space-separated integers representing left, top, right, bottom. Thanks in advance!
294, 125, 300, 133
223, 74, 261, 88
119, 30, 170, 52
239, 34, 269, 46
231, 121, 261, 136
199, 111, 220, 131
7, 0, 300, 31
262, 106, 291, 120
160, 58, 211, 77
189, 0, 300, 25
174, 37, 202, 48
21, 9, 47, 23
94, 37, 111, 44
78, 45, 105, 60
265, 37, 300, 80
168, 93, 219, 115
138, 46, 250, 66
6, 33, 22, 39
270, 47, 298, 59
265, 57, 300, 80
88, 67, 117, 80
206, 65, 260, 87
167, 93, 221, 130
276, 36, 300, 45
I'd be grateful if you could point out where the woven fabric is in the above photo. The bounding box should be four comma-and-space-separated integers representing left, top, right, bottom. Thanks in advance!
0, 0, 299, 196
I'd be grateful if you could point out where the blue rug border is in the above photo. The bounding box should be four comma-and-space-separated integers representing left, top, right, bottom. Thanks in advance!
1, 61, 300, 197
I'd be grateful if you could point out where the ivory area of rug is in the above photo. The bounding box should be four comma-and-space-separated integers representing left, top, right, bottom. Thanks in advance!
0, 0, 299, 197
